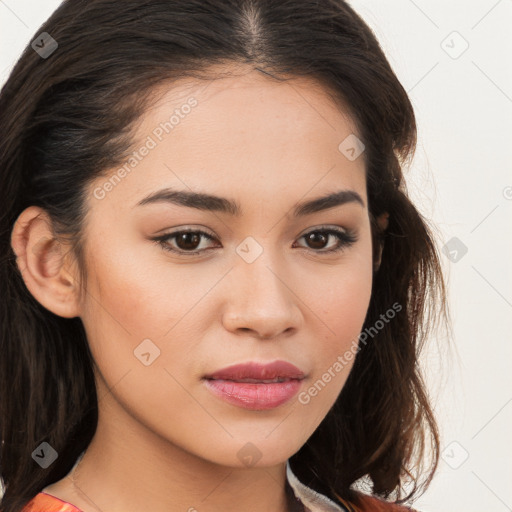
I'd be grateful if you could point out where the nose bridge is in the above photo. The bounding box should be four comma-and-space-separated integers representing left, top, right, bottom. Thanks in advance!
236, 237, 290, 306
223, 237, 301, 336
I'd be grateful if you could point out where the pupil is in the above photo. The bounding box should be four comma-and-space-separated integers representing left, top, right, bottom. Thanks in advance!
307, 232, 327, 249
178, 233, 200, 250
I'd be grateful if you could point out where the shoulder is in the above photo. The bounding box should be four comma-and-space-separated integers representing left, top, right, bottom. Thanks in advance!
349, 491, 420, 512
21, 491, 84, 512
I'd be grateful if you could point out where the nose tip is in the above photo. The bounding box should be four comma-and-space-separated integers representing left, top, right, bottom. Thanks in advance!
221, 262, 302, 340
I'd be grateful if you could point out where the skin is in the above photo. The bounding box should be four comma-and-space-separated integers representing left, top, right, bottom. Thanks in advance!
11, 65, 388, 512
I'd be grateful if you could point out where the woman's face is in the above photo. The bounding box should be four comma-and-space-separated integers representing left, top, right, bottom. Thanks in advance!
79, 67, 374, 468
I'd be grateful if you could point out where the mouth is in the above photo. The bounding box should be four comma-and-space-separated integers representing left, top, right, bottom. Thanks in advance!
202, 361, 306, 410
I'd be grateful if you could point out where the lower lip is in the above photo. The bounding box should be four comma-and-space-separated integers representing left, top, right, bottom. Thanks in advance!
203, 378, 303, 410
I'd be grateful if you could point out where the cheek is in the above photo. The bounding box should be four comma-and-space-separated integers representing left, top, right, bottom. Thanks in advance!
78, 243, 210, 433
78, 242, 179, 382
315, 236, 374, 335
301, 241, 374, 395
325, 265, 373, 345
81, 237, 213, 338
79, 236, 230, 406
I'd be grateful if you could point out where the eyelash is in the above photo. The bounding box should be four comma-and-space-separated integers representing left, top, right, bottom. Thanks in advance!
152, 226, 358, 257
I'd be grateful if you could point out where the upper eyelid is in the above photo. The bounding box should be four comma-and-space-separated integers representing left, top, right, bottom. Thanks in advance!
297, 224, 351, 236
160, 224, 352, 239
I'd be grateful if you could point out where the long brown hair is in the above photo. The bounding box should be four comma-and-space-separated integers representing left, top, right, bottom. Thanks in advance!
0, 1, 449, 510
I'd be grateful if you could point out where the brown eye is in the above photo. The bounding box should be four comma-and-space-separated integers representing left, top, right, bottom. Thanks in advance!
294, 228, 358, 254
152, 226, 357, 257
153, 229, 218, 255
304, 231, 329, 250
175, 232, 202, 251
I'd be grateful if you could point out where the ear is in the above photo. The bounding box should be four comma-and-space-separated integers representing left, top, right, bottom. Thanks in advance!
10, 206, 81, 318
373, 211, 389, 273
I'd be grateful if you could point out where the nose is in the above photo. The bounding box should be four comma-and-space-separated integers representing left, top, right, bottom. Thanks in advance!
221, 252, 303, 340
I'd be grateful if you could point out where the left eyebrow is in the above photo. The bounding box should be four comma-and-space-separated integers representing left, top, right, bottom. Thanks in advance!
293, 189, 365, 216
134, 187, 365, 216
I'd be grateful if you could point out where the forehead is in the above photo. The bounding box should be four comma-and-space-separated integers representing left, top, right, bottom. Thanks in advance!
88, 66, 367, 215
143, 66, 360, 147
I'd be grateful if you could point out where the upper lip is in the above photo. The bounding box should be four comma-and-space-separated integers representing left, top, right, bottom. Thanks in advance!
204, 360, 305, 382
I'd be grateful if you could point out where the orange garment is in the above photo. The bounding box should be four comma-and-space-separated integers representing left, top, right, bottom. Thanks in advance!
347, 492, 418, 511
21, 492, 83, 512
22, 489, 418, 512
21, 455, 418, 512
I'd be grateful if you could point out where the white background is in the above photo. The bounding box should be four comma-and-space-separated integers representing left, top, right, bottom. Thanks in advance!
1, 1, 511, 510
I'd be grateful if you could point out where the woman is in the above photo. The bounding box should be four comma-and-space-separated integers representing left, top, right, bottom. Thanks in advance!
0, 1, 449, 511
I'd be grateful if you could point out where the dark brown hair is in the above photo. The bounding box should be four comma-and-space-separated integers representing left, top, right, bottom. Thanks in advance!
0, 1, 449, 511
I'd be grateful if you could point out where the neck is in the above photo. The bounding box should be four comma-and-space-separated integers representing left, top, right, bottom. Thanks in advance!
66, 394, 301, 512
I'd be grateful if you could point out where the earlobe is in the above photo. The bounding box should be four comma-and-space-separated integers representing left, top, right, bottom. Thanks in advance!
10, 206, 81, 318
376, 211, 389, 232
373, 211, 389, 273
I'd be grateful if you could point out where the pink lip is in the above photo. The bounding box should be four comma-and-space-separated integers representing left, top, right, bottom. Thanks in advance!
203, 361, 305, 410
